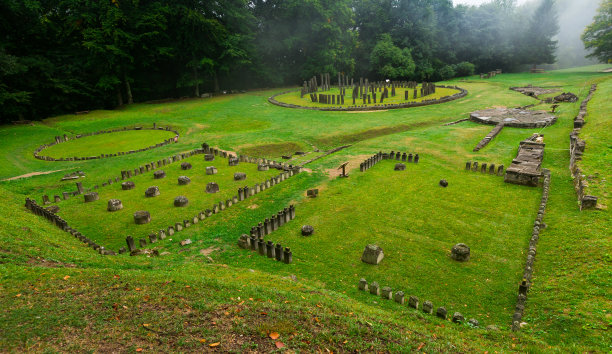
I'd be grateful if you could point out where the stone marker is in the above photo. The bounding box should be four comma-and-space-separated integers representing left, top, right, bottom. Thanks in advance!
452, 312, 465, 323
178, 176, 191, 185
381, 286, 393, 300
301, 225, 314, 236
180, 239, 192, 246
468, 318, 479, 327
126, 235, 135, 252
84, 192, 99, 203
436, 307, 447, 320
153, 170, 166, 179
369, 281, 380, 295
439, 179, 448, 187
206, 182, 219, 193
133, 211, 151, 224
307, 189, 318, 198
422, 300, 433, 314
257, 164, 269, 171
206, 166, 217, 175
451, 243, 470, 262
408, 295, 419, 309
139, 238, 147, 248
359, 278, 368, 291
107, 199, 123, 211
174, 196, 189, 207
234, 172, 246, 181
394, 163, 406, 171
394, 291, 405, 304
181, 162, 192, 170
204, 154, 214, 161
361, 244, 384, 265
145, 186, 160, 197
121, 181, 135, 190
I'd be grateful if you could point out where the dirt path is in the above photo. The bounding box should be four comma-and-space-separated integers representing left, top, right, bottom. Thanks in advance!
2, 168, 72, 182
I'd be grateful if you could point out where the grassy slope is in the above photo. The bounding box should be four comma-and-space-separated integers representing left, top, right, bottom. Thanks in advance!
0, 187, 556, 352
0, 65, 610, 351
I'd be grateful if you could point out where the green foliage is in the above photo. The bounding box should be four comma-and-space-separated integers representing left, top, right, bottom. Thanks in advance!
369, 34, 415, 79
520, 0, 559, 66
582, 0, 612, 63
453, 61, 476, 77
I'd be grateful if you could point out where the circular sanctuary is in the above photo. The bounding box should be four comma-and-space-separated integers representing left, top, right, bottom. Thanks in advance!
34, 125, 179, 161
269, 72, 467, 111
469, 108, 556, 128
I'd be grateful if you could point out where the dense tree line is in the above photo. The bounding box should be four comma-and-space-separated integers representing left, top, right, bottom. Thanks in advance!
0, 0, 560, 122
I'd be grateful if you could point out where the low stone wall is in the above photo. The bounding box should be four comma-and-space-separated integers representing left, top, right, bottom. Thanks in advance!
268, 85, 468, 111
360, 150, 420, 172
237, 205, 296, 264
33, 124, 179, 161
473, 122, 504, 152
464, 161, 504, 176
443, 118, 469, 126
358, 279, 483, 328
512, 169, 550, 331
569, 84, 599, 210
25, 198, 116, 255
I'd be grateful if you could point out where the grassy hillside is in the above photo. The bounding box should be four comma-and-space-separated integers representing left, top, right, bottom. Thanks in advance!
1, 65, 610, 352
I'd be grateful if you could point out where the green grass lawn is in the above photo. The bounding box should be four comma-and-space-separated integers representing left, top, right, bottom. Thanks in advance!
0, 65, 610, 351
274, 85, 462, 108
40, 129, 178, 159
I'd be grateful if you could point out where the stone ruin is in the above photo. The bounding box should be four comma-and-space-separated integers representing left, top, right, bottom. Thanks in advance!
133, 210, 151, 224
107, 199, 123, 212
553, 92, 578, 103
504, 134, 545, 187
510, 85, 559, 98
450, 243, 470, 261
470, 108, 556, 128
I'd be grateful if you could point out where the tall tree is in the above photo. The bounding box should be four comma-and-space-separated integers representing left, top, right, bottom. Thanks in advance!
582, 0, 612, 63
369, 34, 415, 79
520, 0, 559, 68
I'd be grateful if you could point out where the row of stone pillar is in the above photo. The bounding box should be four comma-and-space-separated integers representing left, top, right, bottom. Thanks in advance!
237, 205, 296, 264
359, 278, 480, 326
25, 197, 115, 255
465, 161, 504, 176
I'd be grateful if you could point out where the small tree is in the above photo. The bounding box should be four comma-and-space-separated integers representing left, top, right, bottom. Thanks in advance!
370, 34, 415, 79
582, 0, 612, 63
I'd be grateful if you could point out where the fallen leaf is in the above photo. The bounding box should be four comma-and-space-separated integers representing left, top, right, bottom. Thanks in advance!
343, 340, 348, 344
209, 342, 220, 347
63, 275, 70, 280
15, 294, 21, 297
136, 349, 143, 352
417, 342, 425, 350
269, 332, 280, 340
199, 339, 206, 343
275, 341, 285, 349
142, 323, 150, 327
238, 301, 244, 306
135, 288, 141, 291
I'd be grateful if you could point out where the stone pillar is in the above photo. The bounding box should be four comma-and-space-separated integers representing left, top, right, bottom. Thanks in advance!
126, 235, 135, 252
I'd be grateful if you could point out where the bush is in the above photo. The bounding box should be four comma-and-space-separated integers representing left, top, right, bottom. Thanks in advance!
453, 62, 476, 77
437, 65, 456, 80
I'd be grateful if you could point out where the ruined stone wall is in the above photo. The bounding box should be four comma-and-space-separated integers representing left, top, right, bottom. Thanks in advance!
569, 84, 598, 210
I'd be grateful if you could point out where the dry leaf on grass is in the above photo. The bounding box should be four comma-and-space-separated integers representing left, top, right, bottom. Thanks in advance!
269, 332, 280, 340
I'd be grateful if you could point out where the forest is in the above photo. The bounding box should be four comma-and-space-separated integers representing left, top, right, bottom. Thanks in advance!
0, 0, 592, 122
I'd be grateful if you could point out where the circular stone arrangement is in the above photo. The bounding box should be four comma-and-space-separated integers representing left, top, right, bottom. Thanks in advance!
33, 125, 179, 162
269, 85, 467, 111
469, 108, 557, 128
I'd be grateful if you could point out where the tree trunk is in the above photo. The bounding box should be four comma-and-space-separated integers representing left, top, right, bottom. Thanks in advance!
124, 74, 133, 104
213, 72, 220, 93
194, 66, 200, 97
117, 87, 123, 107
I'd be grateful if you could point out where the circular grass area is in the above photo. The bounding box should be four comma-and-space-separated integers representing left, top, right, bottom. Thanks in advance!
270, 85, 467, 111
38, 129, 178, 160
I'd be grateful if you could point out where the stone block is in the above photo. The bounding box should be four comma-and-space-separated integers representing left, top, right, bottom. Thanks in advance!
107, 199, 123, 211
133, 211, 151, 224
369, 281, 380, 295
361, 244, 384, 265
